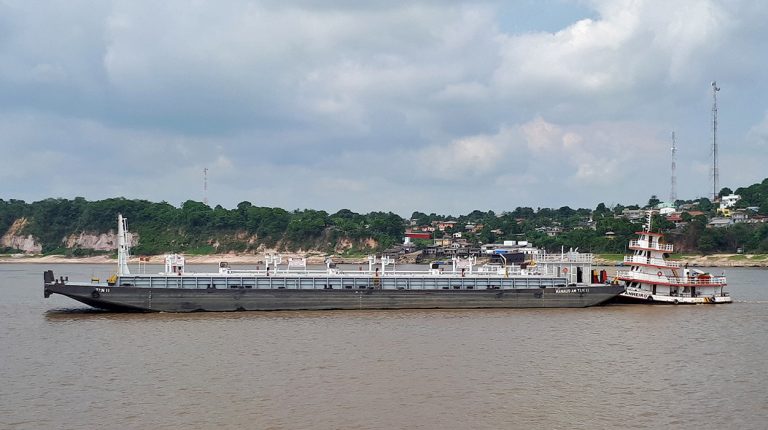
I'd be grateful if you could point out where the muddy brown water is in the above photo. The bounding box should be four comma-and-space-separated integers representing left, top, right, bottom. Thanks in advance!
1, 264, 766, 429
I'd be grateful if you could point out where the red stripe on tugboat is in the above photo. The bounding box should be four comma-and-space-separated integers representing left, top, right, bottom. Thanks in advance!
616, 275, 726, 287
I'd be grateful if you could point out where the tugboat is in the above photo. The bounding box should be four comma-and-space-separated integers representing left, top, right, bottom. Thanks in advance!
615, 212, 732, 304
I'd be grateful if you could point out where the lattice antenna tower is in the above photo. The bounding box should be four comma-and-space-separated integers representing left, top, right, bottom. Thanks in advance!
711, 81, 720, 201
670, 131, 677, 203
203, 167, 209, 205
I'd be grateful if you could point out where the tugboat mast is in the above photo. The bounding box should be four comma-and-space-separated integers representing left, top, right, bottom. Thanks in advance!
117, 214, 131, 276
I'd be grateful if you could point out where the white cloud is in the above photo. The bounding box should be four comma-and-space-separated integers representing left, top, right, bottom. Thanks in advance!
416, 126, 515, 179
521, 117, 563, 153
747, 112, 768, 147
518, 117, 667, 187
1, 0, 768, 214
492, 0, 732, 120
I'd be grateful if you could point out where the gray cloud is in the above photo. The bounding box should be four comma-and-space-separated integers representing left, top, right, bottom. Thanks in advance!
1, 0, 767, 214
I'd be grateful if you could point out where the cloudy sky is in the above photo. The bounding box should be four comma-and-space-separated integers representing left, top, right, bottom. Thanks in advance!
2, 0, 767, 215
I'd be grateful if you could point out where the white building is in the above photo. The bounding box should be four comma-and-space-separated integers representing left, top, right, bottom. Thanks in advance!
720, 194, 741, 209
659, 206, 676, 216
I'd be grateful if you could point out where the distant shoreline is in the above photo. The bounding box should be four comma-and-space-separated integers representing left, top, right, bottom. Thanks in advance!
593, 254, 768, 268
1, 253, 767, 268
0, 254, 369, 266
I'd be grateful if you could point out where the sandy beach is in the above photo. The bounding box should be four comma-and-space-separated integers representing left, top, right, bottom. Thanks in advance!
0, 253, 367, 266
2, 252, 767, 267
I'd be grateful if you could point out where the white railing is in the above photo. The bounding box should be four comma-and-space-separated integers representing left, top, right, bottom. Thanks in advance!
185, 267, 546, 279
628, 240, 674, 252
666, 275, 726, 286
536, 253, 594, 264
617, 270, 726, 286
623, 256, 681, 268
617, 270, 658, 284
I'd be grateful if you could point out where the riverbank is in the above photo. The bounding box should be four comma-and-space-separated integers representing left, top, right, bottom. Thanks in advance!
0, 253, 369, 265
593, 253, 768, 267
2, 252, 768, 267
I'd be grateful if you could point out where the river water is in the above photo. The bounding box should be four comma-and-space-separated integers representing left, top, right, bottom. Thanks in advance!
1, 263, 766, 429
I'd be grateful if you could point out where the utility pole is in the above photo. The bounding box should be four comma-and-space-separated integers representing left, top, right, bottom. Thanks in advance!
711, 81, 720, 201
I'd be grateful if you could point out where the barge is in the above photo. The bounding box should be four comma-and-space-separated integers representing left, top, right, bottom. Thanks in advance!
44, 215, 624, 312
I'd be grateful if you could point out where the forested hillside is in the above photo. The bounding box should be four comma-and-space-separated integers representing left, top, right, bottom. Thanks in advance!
0, 198, 403, 255
2, 177, 768, 256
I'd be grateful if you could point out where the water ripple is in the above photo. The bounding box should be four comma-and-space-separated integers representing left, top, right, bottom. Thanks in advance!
1, 264, 767, 429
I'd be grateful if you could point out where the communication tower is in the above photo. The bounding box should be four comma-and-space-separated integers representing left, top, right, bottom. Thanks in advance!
203, 167, 208, 205
711, 81, 720, 201
670, 131, 677, 202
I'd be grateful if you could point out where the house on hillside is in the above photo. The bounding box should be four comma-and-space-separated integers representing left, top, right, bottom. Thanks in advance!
732, 209, 750, 223
432, 220, 458, 231
464, 223, 484, 233
535, 226, 562, 237
707, 217, 733, 228
404, 231, 431, 245
666, 212, 682, 223
718, 194, 741, 217
620, 209, 645, 220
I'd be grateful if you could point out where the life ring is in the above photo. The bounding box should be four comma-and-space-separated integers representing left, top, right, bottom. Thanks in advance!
657, 271, 663, 277
562, 268, 569, 274
91, 290, 100, 299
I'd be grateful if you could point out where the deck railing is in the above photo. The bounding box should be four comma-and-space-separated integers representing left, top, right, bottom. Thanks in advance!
623, 256, 681, 268
628, 240, 674, 252
536, 253, 594, 264
617, 270, 726, 286
114, 274, 570, 290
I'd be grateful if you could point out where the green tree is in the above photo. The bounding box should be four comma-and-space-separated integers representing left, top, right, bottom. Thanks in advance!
594, 202, 610, 218
285, 210, 329, 244
697, 234, 716, 254
697, 198, 714, 212
718, 187, 733, 198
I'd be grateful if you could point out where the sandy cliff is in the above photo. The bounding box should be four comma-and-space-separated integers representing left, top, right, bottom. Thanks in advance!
1, 218, 42, 253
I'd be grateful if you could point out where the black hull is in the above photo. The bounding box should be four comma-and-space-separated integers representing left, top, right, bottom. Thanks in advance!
610, 292, 730, 305
44, 283, 624, 312
610, 294, 664, 305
